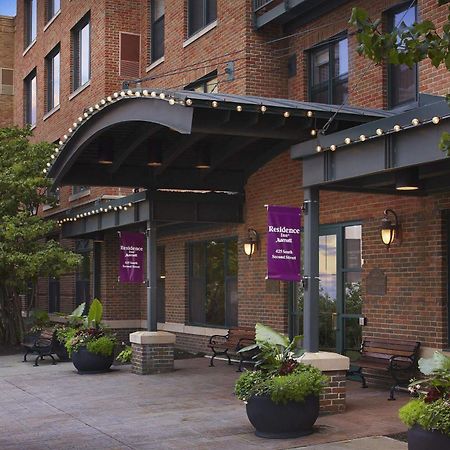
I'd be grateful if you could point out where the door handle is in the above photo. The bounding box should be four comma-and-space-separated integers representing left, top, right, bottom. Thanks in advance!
332, 313, 337, 331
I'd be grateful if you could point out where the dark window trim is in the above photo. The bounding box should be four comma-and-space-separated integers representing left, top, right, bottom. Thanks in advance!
184, 70, 218, 92
150, 0, 165, 62
188, 236, 237, 328
307, 31, 348, 105
45, 44, 60, 113
386, 1, 418, 109
24, 68, 37, 127
24, 0, 37, 49
71, 12, 91, 92
187, 0, 217, 38
46, 0, 61, 24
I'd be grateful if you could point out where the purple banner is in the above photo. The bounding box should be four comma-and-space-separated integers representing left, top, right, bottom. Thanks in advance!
267, 205, 302, 282
119, 232, 145, 283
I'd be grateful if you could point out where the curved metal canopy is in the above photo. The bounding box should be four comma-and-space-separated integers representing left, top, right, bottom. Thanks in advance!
48, 89, 390, 193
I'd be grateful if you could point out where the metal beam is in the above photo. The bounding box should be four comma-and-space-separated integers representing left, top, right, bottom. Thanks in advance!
303, 187, 319, 352
146, 215, 157, 331
109, 124, 161, 174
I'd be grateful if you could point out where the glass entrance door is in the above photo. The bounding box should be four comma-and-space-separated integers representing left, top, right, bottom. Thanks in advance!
319, 224, 363, 360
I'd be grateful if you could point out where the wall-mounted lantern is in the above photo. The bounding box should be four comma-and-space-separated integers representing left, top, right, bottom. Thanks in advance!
243, 228, 259, 259
380, 209, 399, 249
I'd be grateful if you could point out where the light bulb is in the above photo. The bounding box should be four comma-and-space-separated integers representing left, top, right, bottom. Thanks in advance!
330, 144, 336, 151
432, 116, 440, 124
344, 137, 351, 145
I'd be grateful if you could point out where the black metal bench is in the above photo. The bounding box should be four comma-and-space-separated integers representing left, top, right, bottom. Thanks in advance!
208, 327, 257, 371
22, 328, 57, 367
354, 338, 420, 400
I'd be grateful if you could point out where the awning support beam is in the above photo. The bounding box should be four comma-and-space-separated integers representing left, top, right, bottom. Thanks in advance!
146, 209, 157, 331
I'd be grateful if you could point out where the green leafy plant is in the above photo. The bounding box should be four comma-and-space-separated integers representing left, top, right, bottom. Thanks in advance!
116, 345, 132, 364
235, 323, 327, 405
54, 303, 86, 344
27, 309, 51, 334
399, 351, 450, 436
86, 335, 116, 357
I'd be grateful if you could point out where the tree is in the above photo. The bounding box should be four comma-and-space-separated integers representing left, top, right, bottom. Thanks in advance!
349, 1, 450, 153
0, 127, 81, 345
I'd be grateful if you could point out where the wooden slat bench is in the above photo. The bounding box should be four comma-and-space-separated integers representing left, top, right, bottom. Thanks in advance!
22, 328, 57, 367
208, 327, 257, 371
353, 338, 420, 400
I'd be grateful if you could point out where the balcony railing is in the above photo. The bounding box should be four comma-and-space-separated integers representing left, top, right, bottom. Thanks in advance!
253, 0, 276, 13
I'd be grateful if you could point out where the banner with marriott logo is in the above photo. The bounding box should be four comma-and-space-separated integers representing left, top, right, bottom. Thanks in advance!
267, 205, 302, 282
119, 231, 145, 283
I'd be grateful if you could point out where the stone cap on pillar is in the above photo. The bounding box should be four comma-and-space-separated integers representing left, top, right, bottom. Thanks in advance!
129, 331, 176, 345
297, 351, 350, 372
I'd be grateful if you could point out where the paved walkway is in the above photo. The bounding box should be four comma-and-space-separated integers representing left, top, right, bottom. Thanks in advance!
0, 355, 408, 450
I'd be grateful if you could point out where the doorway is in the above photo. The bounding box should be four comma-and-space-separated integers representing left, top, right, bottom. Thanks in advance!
318, 223, 363, 360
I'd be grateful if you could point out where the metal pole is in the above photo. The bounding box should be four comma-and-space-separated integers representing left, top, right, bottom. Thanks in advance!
303, 187, 319, 352
146, 220, 157, 331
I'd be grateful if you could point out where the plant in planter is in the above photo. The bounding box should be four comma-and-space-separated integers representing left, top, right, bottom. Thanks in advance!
399, 351, 450, 450
66, 299, 117, 373
235, 323, 327, 439
116, 344, 132, 364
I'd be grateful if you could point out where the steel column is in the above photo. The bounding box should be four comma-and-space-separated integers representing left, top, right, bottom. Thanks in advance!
303, 187, 319, 352
146, 218, 158, 331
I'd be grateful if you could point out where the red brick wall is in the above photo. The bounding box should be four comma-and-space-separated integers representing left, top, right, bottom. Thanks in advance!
0, 16, 15, 127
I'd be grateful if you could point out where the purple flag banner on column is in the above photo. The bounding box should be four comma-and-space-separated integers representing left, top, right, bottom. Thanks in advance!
119, 231, 145, 283
267, 205, 302, 282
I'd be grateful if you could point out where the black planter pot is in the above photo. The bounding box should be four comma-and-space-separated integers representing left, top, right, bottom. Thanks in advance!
54, 341, 70, 362
407, 425, 450, 450
72, 346, 114, 373
246, 394, 320, 439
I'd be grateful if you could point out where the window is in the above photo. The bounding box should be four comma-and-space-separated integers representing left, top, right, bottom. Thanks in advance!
188, 0, 217, 37
151, 0, 164, 62
24, 69, 37, 127
189, 238, 238, 327
46, 0, 60, 23
309, 36, 348, 105
388, 3, 417, 108
0, 68, 14, 95
72, 13, 90, 91
75, 240, 91, 307
185, 70, 218, 93
72, 185, 89, 195
45, 45, 60, 112
25, 0, 37, 48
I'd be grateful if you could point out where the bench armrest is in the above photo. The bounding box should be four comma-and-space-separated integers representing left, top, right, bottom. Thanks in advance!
236, 338, 256, 351
389, 354, 415, 371
35, 338, 52, 348
209, 334, 228, 346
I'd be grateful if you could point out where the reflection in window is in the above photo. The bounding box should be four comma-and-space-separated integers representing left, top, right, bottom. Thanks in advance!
151, 0, 164, 61
189, 238, 237, 327
388, 4, 417, 107
25, 0, 37, 48
188, 0, 217, 37
46, 0, 61, 23
185, 70, 218, 93
310, 36, 348, 105
24, 69, 37, 127
46, 45, 60, 112
72, 14, 90, 91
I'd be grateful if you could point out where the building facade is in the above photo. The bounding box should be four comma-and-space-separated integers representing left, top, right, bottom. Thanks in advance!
0, 14, 15, 127
11, 0, 450, 358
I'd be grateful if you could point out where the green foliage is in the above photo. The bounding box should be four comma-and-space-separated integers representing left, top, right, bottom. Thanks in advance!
349, 4, 450, 156
87, 298, 103, 328
399, 399, 450, 436
27, 309, 51, 333
0, 127, 81, 344
235, 323, 326, 404
86, 335, 116, 357
116, 345, 133, 364
55, 325, 77, 344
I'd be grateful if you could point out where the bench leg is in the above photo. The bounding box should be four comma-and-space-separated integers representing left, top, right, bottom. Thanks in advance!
225, 349, 231, 366
356, 367, 368, 388
209, 353, 215, 367
237, 355, 244, 372
23, 350, 29, 362
388, 384, 397, 401
49, 354, 56, 365
34, 355, 40, 367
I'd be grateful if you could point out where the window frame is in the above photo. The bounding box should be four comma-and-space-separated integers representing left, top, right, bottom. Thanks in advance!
184, 70, 218, 93
188, 236, 238, 328
71, 12, 91, 92
46, 0, 61, 24
150, 0, 165, 62
24, 0, 37, 49
386, 2, 418, 109
187, 0, 217, 38
24, 68, 37, 127
308, 33, 348, 105
45, 44, 61, 113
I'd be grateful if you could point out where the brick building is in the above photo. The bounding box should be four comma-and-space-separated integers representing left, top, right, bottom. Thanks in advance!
10, 0, 450, 361
0, 14, 14, 127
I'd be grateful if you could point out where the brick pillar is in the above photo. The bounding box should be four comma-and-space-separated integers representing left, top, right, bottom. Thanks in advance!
130, 331, 175, 375
298, 352, 350, 414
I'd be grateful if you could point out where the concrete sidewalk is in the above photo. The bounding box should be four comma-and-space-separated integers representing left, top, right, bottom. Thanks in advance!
0, 354, 408, 450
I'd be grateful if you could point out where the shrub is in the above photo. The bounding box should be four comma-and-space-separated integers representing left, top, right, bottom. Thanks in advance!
86, 335, 116, 357
116, 345, 132, 364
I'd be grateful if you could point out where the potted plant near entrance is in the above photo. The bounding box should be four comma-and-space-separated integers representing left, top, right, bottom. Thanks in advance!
399, 351, 450, 450
235, 324, 327, 438
65, 299, 117, 373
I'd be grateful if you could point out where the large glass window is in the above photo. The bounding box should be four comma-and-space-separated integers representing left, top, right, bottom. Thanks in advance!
46, 0, 61, 23
309, 36, 348, 105
24, 69, 37, 127
25, 0, 37, 48
72, 13, 90, 91
189, 238, 237, 327
151, 0, 164, 61
45, 45, 60, 112
188, 0, 217, 37
388, 3, 417, 108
